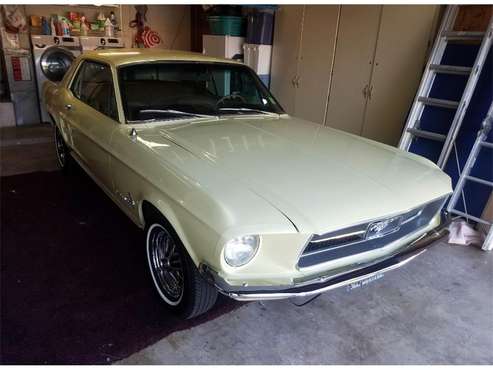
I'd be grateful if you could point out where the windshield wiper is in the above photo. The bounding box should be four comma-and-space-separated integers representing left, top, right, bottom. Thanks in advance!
139, 109, 215, 118
218, 107, 279, 116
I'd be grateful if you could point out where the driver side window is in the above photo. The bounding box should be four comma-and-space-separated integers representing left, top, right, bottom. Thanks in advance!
70, 60, 119, 121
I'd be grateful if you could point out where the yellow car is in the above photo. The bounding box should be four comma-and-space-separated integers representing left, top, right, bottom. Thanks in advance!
44, 49, 452, 319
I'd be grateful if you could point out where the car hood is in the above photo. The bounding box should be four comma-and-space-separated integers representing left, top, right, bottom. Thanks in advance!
137, 115, 452, 234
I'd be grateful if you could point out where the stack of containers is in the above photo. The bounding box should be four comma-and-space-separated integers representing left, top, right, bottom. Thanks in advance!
203, 15, 246, 60
243, 8, 275, 88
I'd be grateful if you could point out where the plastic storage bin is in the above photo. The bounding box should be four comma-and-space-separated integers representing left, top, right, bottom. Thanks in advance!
258, 74, 270, 88
243, 43, 272, 75
207, 16, 246, 37
203, 35, 245, 59
246, 11, 274, 45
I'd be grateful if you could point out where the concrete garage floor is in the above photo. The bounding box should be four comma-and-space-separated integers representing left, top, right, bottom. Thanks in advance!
2, 126, 492, 365
0, 125, 57, 176
120, 241, 493, 365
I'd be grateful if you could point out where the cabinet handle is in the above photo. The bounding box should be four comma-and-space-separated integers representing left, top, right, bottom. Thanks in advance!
292, 76, 301, 88
368, 85, 373, 100
362, 85, 369, 99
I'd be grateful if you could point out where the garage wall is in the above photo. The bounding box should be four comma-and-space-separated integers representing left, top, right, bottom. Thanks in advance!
23, 5, 191, 51
120, 5, 190, 50
480, 194, 493, 235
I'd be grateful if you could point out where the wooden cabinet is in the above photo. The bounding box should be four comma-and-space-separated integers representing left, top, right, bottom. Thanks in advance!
270, 5, 440, 145
325, 5, 381, 134
270, 6, 304, 114
294, 6, 339, 124
362, 5, 439, 145
270, 5, 339, 124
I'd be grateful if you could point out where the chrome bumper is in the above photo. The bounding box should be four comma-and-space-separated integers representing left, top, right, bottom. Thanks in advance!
200, 220, 449, 301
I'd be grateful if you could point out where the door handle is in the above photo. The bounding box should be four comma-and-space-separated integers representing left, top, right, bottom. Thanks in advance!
64, 104, 73, 111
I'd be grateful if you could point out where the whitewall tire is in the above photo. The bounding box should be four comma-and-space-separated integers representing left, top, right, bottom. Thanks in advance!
144, 217, 219, 319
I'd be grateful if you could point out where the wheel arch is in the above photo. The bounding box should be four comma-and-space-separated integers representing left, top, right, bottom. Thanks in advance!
140, 199, 201, 266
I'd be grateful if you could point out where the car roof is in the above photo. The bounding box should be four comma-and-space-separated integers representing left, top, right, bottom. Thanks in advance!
79, 48, 242, 67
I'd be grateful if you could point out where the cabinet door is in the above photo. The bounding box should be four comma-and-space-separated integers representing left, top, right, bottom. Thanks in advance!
294, 5, 339, 124
270, 5, 304, 114
324, 5, 382, 134
362, 5, 439, 146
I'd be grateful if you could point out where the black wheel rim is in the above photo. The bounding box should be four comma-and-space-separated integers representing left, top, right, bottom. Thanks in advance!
148, 226, 184, 304
54, 129, 66, 168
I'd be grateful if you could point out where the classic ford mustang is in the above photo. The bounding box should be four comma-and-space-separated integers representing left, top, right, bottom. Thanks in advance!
44, 49, 452, 319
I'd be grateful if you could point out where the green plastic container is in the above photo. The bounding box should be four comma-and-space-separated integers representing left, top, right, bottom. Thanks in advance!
207, 16, 245, 37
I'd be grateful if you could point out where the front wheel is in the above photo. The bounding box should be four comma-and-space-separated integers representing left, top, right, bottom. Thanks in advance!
146, 221, 218, 319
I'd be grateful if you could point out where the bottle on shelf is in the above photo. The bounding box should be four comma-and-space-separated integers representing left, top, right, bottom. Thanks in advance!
104, 18, 114, 37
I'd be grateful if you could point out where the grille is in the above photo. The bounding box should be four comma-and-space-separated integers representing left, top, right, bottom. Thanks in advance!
298, 197, 446, 268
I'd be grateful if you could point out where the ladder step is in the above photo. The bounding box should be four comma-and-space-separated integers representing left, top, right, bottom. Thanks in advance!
429, 64, 472, 75
442, 31, 485, 41
418, 97, 460, 109
449, 209, 492, 226
466, 175, 493, 187
481, 141, 493, 149
407, 127, 446, 142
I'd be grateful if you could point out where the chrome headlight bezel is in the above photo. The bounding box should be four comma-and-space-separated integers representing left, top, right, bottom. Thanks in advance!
223, 234, 260, 267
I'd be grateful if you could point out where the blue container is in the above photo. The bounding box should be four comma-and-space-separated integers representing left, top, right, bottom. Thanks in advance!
207, 16, 246, 37
258, 74, 270, 88
246, 12, 274, 45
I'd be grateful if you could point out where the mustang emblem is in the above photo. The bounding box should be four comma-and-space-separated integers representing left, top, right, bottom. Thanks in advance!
366, 216, 402, 240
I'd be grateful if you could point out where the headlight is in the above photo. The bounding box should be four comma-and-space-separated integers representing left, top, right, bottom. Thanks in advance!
223, 235, 260, 267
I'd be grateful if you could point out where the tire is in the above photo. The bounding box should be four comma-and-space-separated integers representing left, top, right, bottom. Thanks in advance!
54, 126, 73, 173
145, 218, 218, 319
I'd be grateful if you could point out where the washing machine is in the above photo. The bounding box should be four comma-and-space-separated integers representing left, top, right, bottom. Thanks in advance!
31, 35, 81, 123
79, 36, 124, 52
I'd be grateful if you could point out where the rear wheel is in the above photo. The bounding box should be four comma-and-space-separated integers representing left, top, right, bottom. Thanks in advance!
54, 126, 72, 173
146, 219, 218, 319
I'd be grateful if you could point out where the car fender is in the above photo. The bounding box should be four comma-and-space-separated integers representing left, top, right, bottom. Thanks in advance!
138, 194, 211, 267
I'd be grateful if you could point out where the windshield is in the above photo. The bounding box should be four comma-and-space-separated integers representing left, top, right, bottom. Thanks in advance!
119, 62, 284, 123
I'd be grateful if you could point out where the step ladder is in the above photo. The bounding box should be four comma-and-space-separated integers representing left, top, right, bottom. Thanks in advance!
446, 100, 493, 251
399, 5, 493, 169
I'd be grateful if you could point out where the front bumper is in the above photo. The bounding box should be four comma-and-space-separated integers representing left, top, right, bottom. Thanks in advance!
200, 218, 449, 301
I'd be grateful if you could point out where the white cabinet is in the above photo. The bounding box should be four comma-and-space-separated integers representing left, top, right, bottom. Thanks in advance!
271, 5, 440, 145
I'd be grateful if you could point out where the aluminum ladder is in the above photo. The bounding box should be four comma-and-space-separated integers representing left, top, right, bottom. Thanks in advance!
446, 100, 493, 251
399, 5, 493, 169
